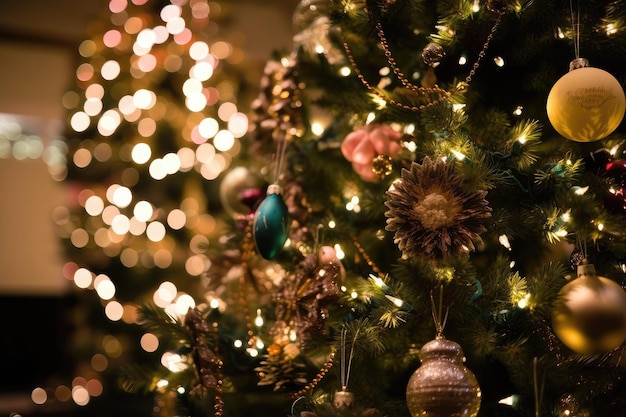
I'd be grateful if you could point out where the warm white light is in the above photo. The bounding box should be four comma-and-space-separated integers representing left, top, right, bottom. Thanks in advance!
31, 387, 47, 405
105, 301, 124, 321
97, 109, 121, 136
196, 143, 216, 163
186, 92, 207, 112
112, 186, 132, 208
214, 130, 235, 151
517, 293, 531, 309
101, 60, 121, 80
149, 158, 167, 180
228, 112, 248, 138
498, 234, 512, 250
191, 61, 213, 81
133, 89, 156, 110
95, 277, 115, 300
133, 200, 153, 222
175, 294, 196, 315
161, 351, 188, 372
606, 23, 618, 35
72, 386, 90, 406
494, 56, 505, 67
132, 143, 151, 164
74, 268, 93, 289
111, 214, 131, 234
255, 309, 264, 327
71, 111, 91, 132
218, 102, 237, 122
136, 29, 157, 49
451, 150, 466, 161
146, 221, 166, 242
339, 66, 351, 76
167, 209, 186, 230
311, 122, 324, 136
84, 97, 103, 116
189, 41, 209, 60
166, 17, 186, 35
199, 117, 219, 139
162, 152, 181, 174
85, 195, 105, 216
157, 281, 177, 303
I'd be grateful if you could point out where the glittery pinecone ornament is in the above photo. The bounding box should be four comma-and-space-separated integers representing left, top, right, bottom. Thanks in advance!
272, 254, 341, 348
250, 56, 304, 156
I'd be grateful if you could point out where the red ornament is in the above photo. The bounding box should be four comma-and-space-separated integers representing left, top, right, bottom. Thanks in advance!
604, 159, 626, 212
341, 124, 402, 182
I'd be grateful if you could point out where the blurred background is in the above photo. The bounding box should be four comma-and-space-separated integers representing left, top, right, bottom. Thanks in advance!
0, 0, 297, 414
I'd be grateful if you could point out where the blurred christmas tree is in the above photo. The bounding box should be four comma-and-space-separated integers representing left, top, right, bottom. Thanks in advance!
60, 0, 626, 416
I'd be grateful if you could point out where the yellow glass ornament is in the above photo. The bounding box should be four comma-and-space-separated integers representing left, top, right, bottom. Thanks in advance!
406, 336, 481, 417
551, 262, 626, 354
546, 59, 625, 142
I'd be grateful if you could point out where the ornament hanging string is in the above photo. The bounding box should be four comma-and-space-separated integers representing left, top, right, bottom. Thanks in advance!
273, 130, 288, 185
569, 0, 581, 59
533, 357, 546, 417
339, 325, 359, 391
431, 285, 450, 337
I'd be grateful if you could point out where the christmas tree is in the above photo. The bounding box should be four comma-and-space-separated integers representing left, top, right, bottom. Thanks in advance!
62, 0, 626, 416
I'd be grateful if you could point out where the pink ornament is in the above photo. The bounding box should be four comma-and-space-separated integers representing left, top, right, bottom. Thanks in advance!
319, 245, 337, 263
341, 124, 402, 182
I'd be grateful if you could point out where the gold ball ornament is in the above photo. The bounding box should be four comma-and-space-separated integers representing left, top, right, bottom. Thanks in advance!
546, 59, 625, 142
406, 336, 481, 417
218, 166, 265, 219
551, 263, 626, 354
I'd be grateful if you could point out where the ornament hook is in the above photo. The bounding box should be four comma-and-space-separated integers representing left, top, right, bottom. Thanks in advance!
430, 285, 449, 337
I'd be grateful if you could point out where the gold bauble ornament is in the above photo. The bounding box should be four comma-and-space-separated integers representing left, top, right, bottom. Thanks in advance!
551, 262, 626, 354
218, 166, 265, 219
406, 336, 481, 417
546, 58, 625, 142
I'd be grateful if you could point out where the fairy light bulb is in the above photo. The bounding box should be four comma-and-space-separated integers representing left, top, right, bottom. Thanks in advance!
254, 309, 264, 327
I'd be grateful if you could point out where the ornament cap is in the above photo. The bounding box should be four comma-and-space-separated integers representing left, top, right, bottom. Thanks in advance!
569, 57, 589, 71
576, 261, 597, 280
266, 183, 282, 195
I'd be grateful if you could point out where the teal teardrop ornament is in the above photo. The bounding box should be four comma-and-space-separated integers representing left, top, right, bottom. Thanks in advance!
253, 184, 290, 259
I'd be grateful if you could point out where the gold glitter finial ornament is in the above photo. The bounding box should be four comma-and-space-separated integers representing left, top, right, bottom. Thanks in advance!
405, 287, 481, 417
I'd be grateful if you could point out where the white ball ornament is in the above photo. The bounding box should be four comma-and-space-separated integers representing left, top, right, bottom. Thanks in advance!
546, 58, 625, 142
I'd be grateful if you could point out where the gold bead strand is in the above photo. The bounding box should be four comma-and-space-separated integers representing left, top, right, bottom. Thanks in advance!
374, 22, 451, 104
352, 238, 385, 279
342, 34, 449, 112
290, 350, 336, 399
212, 321, 225, 417
462, 9, 506, 88
239, 218, 256, 350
